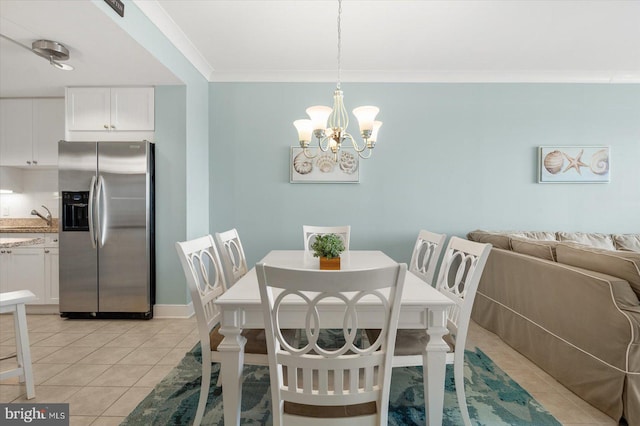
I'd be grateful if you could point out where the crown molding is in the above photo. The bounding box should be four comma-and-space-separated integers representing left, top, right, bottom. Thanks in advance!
209, 70, 640, 84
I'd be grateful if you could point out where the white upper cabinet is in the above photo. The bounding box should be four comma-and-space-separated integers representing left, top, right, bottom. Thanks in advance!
0, 98, 63, 167
111, 88, 155, 131
1, 99, 33, 166
33, 98, 65, 166
66, 87, 154, 132
65, 87, 111, 131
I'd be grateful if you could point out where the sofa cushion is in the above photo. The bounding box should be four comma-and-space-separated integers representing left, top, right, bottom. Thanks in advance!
467, 230, 511, 250
509, 237, 557, 261
556, 232, 616, 250
510, 231, 557, 241
613, 234, 640, 252
556, 243, 640, 297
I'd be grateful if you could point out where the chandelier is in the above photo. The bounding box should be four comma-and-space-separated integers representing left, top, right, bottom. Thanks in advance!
293, 0, 381, 160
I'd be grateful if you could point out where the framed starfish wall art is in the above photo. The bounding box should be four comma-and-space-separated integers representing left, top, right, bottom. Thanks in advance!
539, 146, 610, 183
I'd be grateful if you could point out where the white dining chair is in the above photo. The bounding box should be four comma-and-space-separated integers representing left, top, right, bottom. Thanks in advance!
214, 228, 249, 287
176, 235, 270, 426
0, 290, 37, 399
257, 262, 407, 426
409, 230, 447, 286
367, 237, 491, 426
303, 225, 351, 253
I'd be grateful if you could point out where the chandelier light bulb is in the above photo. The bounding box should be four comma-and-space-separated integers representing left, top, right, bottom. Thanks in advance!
306, 106, 333, 132
369, 121, 383, 144
293, 119, 313, 144
352, 106, 380, 138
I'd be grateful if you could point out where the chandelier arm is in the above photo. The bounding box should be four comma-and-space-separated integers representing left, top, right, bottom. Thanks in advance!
343, 133, 368, 153
318, 135, 332, 152
356, 148, 374, 159
302, 147, 318, 159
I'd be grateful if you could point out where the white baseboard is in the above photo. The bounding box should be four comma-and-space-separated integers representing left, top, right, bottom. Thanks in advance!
26, 305, 60, 315
153, 302, 194, 318
23, 303, 195, 319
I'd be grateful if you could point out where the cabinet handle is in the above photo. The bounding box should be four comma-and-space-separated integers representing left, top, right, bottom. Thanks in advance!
27, 160, 32, 165
53, 239, 58, 242
104, 124, 109, 129
6, 250, 11, 253
1, 250, 5, 253
45, 250, 50, 253
110, 125, 116, 129
33, 160, 38, 164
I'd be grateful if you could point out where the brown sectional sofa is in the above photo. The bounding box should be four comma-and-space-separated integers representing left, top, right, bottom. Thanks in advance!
467, 230, 640, 425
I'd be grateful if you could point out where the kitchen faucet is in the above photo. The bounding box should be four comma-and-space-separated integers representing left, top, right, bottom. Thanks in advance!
31, 205, 52, 227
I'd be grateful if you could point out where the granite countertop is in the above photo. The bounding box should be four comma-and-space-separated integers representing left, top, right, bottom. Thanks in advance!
0, 218, 59, 234
0, 237, 45, 248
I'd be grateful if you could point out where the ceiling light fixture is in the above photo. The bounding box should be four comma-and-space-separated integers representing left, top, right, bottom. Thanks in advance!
293, 0, 381, 160
0, 34, 74, 71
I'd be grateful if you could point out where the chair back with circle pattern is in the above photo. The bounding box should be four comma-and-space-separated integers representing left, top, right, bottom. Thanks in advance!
257, 263, 406, 425
435, 237, 491, 350
176, 235, 227, 354
409, 230, 446, 286
215, 228, 249, 287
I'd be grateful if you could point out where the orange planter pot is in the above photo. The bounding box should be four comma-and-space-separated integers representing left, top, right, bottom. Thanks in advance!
319, 256, 340, 270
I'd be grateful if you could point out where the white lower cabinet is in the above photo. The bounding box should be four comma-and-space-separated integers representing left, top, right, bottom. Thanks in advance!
0, 234, 59, 304
44, 247, 59, 304
0, 247, 46, 303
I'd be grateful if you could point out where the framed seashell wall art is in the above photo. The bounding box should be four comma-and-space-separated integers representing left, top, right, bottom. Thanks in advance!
538, 146, 610, 183
290, 147, 359, 183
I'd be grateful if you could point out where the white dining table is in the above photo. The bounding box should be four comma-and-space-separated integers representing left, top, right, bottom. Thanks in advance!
215, 250, 454, 426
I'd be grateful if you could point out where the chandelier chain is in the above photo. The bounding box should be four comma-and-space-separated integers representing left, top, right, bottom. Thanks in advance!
337, 0, 342, 89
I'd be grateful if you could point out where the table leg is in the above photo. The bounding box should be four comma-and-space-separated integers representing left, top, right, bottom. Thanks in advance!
424, 306, 449, 426
218, 311, 247, 426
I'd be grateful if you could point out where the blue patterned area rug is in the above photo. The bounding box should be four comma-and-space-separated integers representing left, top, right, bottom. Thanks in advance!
123, 344, 560, 425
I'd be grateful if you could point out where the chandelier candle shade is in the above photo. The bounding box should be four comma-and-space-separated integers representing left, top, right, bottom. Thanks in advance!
294, 0, 382, 160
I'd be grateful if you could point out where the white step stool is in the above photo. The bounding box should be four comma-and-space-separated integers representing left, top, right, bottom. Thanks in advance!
0, 290, 36, 399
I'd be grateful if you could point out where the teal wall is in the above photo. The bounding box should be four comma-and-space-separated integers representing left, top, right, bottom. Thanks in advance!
210, 83, 640, 266
93, 0, 640, 305
154, 86, 187, 304
95, 0, 209, 304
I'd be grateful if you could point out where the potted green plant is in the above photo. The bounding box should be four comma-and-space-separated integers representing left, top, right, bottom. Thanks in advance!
310, 233, 345, 270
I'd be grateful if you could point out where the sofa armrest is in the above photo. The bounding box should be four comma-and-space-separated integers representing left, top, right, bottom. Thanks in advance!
476, 248, 639, 371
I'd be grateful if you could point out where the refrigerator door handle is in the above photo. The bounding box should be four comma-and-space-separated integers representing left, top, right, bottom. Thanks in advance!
88, 175, 97, 249
97, 175, 107, 248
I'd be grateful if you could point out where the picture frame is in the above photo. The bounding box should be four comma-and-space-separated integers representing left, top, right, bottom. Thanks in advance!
538, 146, 610, 184
290, 147, 360, 183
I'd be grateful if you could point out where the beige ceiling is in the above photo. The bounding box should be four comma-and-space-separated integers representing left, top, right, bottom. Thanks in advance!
1, 0, 639, 98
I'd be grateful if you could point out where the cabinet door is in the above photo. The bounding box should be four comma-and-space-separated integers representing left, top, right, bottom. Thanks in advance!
33, 98, 64, 166
0, 251, 8, 293
45, 247, 59, 304
111, 87, 155, 131
4, 247, 45, 304
66, 88, 111, 131
0, 99, 33, 166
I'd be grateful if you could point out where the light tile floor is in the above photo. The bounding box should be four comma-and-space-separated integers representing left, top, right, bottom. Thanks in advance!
0, 314, 620, 426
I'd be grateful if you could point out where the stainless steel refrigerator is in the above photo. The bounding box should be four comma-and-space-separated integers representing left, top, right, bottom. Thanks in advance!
58, 141, 155, 319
